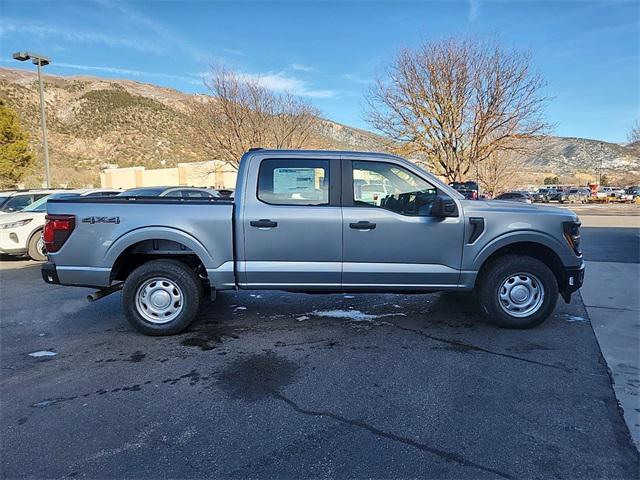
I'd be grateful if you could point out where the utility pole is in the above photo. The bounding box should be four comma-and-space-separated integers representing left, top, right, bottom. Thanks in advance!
13, 52, 52, 188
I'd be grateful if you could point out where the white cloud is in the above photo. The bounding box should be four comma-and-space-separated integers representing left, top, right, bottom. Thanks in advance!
240, 71, 335, 99
468, 0, 481, 23
343, 73, 373, 85
54, 62, 201, 85
0, 19, 166, 55
291, 63, 314, 72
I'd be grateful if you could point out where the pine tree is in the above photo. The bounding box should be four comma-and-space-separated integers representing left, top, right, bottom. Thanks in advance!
0, 99, 35, 188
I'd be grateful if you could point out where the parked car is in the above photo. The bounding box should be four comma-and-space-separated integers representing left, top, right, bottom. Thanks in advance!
42, 149, 583, 335
494, 191, 533, 204
449, 181, 478, 200
624, 186, 640, 200
0, 190, 57, 214
0, 190, 120, 261
532, 188, 551, 203
566, 188, 591, 203
117, 186, 218, 198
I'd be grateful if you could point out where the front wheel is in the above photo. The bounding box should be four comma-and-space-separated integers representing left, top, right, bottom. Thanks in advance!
477, 255, 558, 329
122, 259, 202, 335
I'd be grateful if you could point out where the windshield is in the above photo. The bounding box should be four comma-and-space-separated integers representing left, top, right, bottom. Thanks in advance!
117, 188, 166, 196
23, 193, 81, 212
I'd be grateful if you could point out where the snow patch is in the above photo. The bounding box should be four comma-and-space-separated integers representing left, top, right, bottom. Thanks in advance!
296, 315, 310, 322
564, 314, 587, 322
310, 309, 405, 322
28, 351, 57, 358
343, 295, 355, 299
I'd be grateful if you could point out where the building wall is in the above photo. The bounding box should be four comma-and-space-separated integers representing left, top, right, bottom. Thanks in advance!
101, 161, 238, 190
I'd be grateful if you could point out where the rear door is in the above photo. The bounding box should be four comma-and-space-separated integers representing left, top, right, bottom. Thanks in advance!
341, 158, 465, 289
240, 156, 342, 289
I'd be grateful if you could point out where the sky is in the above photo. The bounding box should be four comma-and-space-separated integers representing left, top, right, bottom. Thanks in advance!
1, 0, 638, 143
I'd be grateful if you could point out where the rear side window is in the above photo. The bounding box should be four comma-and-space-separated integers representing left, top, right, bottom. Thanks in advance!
258, 159, 330, 206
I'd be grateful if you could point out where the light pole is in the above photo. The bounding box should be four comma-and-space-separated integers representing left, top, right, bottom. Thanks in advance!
12, 51, 51, 188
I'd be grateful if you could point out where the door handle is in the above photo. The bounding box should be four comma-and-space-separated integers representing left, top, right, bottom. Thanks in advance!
250, 219, 278, 228
349, 221, 376, 230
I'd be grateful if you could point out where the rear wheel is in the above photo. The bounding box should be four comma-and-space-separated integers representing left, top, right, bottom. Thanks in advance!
477, 255, 558, 329
27, 230, 47, 262
122, 259, 201, 335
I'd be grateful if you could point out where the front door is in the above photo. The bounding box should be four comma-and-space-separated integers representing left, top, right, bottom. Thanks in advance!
342, 159, 465, 289
241, 156, 342, 289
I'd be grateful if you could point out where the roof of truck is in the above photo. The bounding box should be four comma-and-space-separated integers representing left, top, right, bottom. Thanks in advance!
242, 149, 404, 161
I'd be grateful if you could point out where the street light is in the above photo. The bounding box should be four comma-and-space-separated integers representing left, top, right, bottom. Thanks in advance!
12, 51, 51, 188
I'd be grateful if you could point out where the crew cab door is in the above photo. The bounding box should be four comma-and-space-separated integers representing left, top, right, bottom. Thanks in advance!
240, 155, 342, 289
341, 158, 465, 289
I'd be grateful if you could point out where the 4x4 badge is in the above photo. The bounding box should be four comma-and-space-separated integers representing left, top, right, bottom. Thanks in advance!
82, 216, 120, 224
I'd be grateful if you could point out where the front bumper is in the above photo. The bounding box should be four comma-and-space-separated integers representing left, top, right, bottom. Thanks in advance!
559, 262, 585, 303
0, 230, 27, 255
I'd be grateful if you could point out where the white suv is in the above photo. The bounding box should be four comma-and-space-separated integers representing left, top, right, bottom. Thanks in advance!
0, 190, 55, 215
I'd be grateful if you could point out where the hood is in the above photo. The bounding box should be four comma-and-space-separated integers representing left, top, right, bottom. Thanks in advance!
0, 211, 45, 225
461, 199, 579, 220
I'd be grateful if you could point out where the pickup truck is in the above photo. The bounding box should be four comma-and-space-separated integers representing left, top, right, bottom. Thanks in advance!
42, 149, 584, 335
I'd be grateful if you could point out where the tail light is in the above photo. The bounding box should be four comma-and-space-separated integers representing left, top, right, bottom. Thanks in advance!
563, 221, 581, 256
43, 214, 75, 253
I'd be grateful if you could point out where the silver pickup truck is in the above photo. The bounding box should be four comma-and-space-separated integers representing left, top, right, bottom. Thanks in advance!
42, 149, 584, 335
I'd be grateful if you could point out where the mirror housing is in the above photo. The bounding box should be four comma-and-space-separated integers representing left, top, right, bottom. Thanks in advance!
432, 195, 459, 217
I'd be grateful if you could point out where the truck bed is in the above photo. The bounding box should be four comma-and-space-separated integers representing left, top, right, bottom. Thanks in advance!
45, 196, 235, 289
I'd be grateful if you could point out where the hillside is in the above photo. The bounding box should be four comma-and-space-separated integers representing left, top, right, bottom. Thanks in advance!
1, 67, 638, 186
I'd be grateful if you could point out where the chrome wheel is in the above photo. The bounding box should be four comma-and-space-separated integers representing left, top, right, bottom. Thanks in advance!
497, 272, 545, 318
135, 277, 183, 324
37, 236, 46, 256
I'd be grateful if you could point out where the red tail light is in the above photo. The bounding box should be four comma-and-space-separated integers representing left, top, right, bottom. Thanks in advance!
43, 214, 75, 253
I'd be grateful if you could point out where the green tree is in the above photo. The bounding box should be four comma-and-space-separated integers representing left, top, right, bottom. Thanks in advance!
543, 176, 559, 185
0, 99, 34, 188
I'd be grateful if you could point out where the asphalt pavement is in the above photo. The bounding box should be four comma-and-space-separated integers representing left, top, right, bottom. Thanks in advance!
1, 253, 638, 478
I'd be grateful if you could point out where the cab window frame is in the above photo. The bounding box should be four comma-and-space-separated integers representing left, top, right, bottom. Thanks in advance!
341, 158, 443, 217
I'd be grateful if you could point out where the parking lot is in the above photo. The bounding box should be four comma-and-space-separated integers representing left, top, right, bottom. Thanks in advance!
1, 205, 639, 479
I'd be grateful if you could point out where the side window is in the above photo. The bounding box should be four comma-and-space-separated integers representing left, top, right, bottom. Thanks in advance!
258, 159, 329, 206
352, 161, 437, 216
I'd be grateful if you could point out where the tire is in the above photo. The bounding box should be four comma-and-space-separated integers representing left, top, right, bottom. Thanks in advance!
27, 230, 47, 262
122, 259, 201, 335
477, 255, 558, 329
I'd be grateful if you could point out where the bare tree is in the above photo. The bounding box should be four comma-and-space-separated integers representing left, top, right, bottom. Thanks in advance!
193, 66, 320, 169
366, 38, 549, 182
476, 150, 527, 197
628, 121, 640, 144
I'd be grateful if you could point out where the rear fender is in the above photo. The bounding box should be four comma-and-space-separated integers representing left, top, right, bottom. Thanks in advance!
104, 227, 216, 269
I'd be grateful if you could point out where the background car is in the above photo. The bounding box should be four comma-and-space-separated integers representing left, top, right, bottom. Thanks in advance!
0, 190, 56, 214
567, 188, 591, 203
117, 186, 218, 198
494, 191, 533, 203
0, 190, 120, 261
532, 188, 551, 202
449, 181, 479, 199
548, 188, 570, 202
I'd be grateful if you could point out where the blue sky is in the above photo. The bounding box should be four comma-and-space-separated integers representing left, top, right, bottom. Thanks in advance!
1, 0, 638, 143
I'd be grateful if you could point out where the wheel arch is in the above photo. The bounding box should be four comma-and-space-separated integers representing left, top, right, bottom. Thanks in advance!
475, 241, 565, 291
106, 228, 213, 283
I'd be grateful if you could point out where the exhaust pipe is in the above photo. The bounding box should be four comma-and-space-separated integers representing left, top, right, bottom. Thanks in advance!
87, 283, 123, 303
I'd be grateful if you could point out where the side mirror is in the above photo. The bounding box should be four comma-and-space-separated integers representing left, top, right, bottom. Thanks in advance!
432, 195, 458, 217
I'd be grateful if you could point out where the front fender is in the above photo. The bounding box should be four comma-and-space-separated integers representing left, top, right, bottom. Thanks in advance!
469, 230, 578, 271
103, 226, 217, 269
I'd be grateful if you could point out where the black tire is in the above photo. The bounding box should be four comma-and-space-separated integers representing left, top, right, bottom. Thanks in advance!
122, 259, 201, 335
477, 255, 558, 329
27, 230, 47, 262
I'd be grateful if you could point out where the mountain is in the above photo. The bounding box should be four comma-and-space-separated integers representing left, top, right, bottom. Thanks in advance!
1, 67, 638, 186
